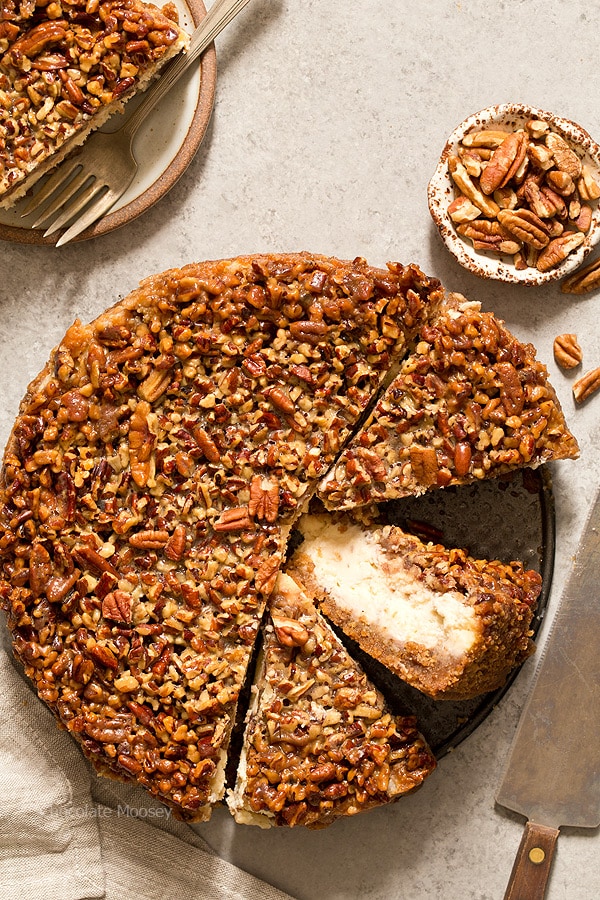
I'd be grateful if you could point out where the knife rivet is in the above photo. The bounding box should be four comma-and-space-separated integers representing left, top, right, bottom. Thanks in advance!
529, 848, 546, 865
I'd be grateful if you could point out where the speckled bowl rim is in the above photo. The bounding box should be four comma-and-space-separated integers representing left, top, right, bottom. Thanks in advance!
0, 0, 216, 247
427, 103, 600, 285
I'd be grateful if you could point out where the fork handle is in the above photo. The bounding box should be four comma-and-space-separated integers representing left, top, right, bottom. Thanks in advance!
122, 0, 254, 139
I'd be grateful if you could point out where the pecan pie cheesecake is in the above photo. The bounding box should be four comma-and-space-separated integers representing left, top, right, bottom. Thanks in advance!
0, 253, 443, 821
319, 293, 579, 509
0, 0, 189, 207
288, 514, 542, 701
228, 572, 436, 827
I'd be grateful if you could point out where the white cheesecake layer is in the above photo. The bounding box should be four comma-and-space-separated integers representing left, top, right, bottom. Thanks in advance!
298, 516, 478, 659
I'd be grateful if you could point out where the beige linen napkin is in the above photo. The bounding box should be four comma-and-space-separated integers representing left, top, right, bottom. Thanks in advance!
0, 649, 295, 900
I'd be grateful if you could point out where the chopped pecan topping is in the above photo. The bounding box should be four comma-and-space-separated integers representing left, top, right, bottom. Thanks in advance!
0, 253, 442, 821
319, 292, 578, 509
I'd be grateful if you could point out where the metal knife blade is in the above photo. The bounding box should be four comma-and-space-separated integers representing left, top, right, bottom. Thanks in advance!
496, 482, 600, 899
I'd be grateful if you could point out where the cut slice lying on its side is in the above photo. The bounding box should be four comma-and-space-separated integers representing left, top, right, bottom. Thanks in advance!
228, 572, 436, 827
0, 0, 190, 207
288, 513, 542, 700
318, 293, 579, 509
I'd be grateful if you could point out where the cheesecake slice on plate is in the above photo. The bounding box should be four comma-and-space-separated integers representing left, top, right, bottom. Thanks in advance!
0, 0, 190, 207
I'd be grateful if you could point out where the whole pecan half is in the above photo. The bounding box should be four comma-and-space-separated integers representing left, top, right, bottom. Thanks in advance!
102, 590, 132, 623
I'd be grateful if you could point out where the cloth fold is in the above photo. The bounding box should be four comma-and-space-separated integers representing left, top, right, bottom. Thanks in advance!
0, 649, 294, 900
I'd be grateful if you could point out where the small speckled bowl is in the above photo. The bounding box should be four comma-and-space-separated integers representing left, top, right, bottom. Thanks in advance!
427, 103, 600, 285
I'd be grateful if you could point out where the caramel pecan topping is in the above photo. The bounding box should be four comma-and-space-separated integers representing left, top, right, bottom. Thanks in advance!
319, 293, 578, 509
0, 253, 442, 821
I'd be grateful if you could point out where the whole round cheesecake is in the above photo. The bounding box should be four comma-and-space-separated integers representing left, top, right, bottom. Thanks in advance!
0, 253, 577, 825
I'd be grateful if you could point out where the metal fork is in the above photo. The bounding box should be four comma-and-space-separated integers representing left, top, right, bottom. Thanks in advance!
20, 0, 254, 246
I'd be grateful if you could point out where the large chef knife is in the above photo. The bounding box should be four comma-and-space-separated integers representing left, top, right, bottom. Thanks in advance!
495, 482, 600, 899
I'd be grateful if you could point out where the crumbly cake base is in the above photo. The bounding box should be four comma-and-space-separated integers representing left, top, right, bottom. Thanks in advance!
288, 515, 541, 700
228, 572, 436, 828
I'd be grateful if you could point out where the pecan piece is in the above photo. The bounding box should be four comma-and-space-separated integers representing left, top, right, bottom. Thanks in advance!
83, 716, 131, 743
214, 506, 252, 532
29, 542, 52, 597
264, 386, 295, 416
164, 524, 187, 561
573, 366, 600, 403
409, 446, 439, 486
561, 257, 600, 294
457, 220, 520, 254
45, 570, 80, 603
9, 20, 67, 59
454, 441, 472, 477
248, 475, 279, 524
128, 529, 169, 549
495, 362, 525, 416
546, 169, 576, 196
523, 180, 557, 219
137, 368, 171, 403
553, 334, 582, 370
536, 231, 585, 273
527, 143, 554, 171
576, 205, 593, 233
497, 209, 549, 249
355, 447, 387, 482
461, 130, 509, 148
128, 400, 155, 488
447, 195, 481, 223
545, 132, 583, 180
448, 156, 500, 218
102, 590, 132, 623
73, 544, 119, 577
480, 131, 526, 195
578, 166, 600, 201
88, 643, 118, 670
525, 118, 550, 140
271, 615, 309, 648
289, 321, 329, 345
192, 425, 220, 463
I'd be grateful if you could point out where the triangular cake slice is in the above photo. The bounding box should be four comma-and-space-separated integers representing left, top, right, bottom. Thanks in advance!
0, 0, 190, 207
318, 293, 579, 509
0, 254, 443, 820
287, 513, 541, 700
228, 571, 436, 828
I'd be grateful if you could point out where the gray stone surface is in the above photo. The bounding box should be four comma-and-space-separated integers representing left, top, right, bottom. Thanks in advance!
1, 2, 599, 898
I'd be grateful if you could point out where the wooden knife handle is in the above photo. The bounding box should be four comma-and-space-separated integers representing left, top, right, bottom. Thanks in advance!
504, 821, 560, 900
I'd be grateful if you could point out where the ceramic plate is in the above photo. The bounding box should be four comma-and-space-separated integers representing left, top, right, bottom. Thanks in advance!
427, 103, 600, 285
0, 0, 216, 246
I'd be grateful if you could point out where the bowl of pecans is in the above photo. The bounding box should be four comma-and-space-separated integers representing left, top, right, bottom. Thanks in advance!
427, 103, 600, 284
